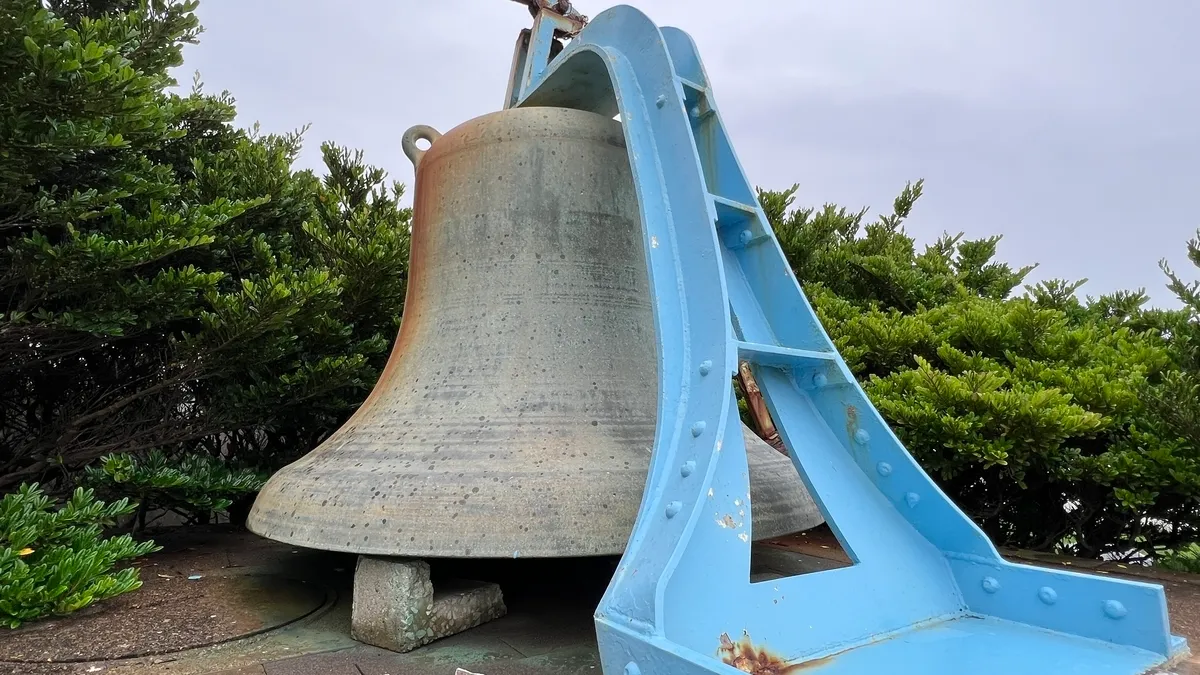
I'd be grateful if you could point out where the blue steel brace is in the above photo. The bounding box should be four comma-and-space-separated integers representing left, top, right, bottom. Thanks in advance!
506, 5, 1187, 674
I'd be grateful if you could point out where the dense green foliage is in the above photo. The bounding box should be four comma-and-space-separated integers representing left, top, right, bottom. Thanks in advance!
81, 451, 266, 530
0, 483, 159, 628
1145, 231, 1200, 483
1158, 542, 1200, 574
761, 182, 1196, 558
0, 0, 411, 490
1131, 230, 1200, 563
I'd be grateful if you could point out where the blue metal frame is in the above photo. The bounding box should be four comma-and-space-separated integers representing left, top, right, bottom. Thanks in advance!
506, 5, 1187, 673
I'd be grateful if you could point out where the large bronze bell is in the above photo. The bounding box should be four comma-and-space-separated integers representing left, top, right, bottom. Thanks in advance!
246, 106, 822, 558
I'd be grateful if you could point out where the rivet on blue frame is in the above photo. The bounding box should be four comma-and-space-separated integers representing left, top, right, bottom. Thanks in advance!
501, 2, 1189, 673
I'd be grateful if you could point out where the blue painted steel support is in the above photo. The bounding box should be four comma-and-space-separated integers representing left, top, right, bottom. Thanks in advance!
506, 5, 1187, 673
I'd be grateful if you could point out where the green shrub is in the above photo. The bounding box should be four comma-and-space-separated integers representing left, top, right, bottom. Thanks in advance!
761, 182, 1191, 558
0, 483, 159, 628
81, 451, 267, 530
1, 0, 411, 488
840, 294, 1174, 556
1157, 543, 1200, 574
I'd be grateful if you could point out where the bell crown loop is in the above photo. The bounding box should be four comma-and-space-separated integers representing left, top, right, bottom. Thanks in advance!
402, 124, 442, 169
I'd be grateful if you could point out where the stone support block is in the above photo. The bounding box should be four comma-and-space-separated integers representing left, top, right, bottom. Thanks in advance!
350, 556, 506, 653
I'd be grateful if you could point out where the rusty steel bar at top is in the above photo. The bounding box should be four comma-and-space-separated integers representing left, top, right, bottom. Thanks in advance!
508, 0, 588, 34
504, 0, 588, 109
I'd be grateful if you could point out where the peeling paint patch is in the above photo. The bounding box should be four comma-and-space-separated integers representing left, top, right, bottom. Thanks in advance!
844, 405, 859, 446
650, 235, 659, 248
718, 631, 811, 674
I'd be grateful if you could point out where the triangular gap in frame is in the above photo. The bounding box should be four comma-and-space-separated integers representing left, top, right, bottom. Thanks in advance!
735, 362, 854, 583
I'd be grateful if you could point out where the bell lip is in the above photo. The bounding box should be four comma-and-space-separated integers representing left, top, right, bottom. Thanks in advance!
243, 512, 823, 559
243, 506, 630, 558
242, 424, 825, 560
242, 446, 825, 557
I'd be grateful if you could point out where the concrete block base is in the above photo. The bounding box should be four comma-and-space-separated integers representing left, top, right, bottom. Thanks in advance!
350, 556, 507, 653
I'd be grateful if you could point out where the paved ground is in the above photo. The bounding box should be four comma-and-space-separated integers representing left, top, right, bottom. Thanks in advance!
1, 527, 616, 675
5, 525, 1200, 674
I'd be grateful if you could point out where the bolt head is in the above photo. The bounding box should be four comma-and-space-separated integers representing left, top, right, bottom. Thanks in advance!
1038, 586, 1058, 605
1104, 600, 1128, 619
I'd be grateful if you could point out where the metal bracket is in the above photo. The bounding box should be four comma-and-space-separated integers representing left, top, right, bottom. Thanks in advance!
510, 0, 588, 33
504, 0, 586, 109
508, 4, 1187, 674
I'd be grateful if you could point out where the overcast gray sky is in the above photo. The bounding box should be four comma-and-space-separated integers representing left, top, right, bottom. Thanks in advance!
175, 1, 1200, 307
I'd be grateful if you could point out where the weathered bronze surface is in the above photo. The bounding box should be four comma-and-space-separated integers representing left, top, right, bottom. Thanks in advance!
247, 106, 823, 558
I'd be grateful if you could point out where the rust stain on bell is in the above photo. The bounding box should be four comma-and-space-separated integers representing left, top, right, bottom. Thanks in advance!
246, 106, 823, 559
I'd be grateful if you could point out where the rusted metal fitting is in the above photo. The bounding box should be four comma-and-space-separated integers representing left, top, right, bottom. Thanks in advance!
510, 0, 588, 36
